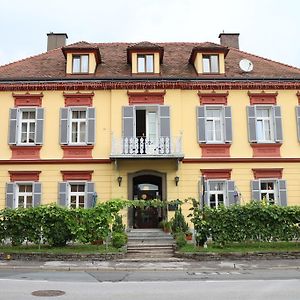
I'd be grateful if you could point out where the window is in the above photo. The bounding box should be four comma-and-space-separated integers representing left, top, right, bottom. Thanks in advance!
260, 180, 276, 204
247, 105, 282, 143
203, 179, 237, 208
70, 109, 87, 144
206, 108, 223, 142
9, 107, 44, 145
256, 107, 273, 142
202, 55, 219, 73
60, 107, 95, 145
197, 106, 232, 144
6, 181, 42, 208
19, 110, 36, 144
137, 54, 154, 73
69, 183, 85, 208
58, 181, 95, 208
72, 55, 89, 73
208, 181, 225, 208
17, 184, 33, 208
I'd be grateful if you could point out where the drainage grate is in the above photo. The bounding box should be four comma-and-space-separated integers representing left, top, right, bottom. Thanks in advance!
31, 290, 66, 297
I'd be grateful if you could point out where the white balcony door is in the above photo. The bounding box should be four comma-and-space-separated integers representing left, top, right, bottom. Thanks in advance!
146, 110, 158, 154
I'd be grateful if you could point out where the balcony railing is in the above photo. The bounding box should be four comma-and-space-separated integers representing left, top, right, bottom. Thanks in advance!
111, 135, 183, 158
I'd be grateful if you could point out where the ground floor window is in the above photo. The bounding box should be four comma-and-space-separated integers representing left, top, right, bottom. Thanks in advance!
69, 183, 86, 208
260, 180, 276, 204
17, 183, 33, 208
208, 180, 226, 208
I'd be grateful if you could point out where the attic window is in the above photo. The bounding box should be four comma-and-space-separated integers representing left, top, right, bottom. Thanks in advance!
203, 55, 219, 73
137, 54, 154, 73
72, 55, 89, 73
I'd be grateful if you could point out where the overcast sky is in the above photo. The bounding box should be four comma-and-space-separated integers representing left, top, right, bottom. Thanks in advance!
0, 0, 299, 68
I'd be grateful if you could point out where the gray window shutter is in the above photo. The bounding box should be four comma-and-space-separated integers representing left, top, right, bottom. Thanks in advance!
60, 108, 69, 144
273, 106, 283, 142
6, 183, 15, 208
200, 179, 209, 208
251, 180, 260, 201
227, 180, 238, 205
278, 179, 287, 206
35, 108, 44, 145
33, 182, 42, 207
8, 108, 18, 145
224, 106, 232, 143
58, 182, 68, 207
296, 106, 300, 142
197, 106, 206, 143
86, 182, 95, 208
87, 107, 96, 144
122, 106, 135, 138
159, 106, 170, 138
247, 106, 257, 143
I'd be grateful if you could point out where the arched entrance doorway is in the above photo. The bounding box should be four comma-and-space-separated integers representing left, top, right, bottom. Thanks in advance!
128, 171, 166, 228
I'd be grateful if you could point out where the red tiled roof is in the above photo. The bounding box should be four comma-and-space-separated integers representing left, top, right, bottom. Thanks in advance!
0, 42, 300, 80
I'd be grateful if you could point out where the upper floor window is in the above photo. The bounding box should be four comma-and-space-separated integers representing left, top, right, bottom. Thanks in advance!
137, 54, 154, 73
247, 105, 282, 143
9, 108, 44, 146
72, 55, 89, 73
197, 106, 232, 144
202, 54, 219, 73
60, 107, 95, 145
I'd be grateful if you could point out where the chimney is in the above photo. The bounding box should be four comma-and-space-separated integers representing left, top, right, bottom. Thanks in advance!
47, 33, 68, 51
218, 33, 240, 49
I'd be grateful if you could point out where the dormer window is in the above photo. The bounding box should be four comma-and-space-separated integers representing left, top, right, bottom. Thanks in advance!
72, 55, 89, 73
202, 54, 219, 73
137, 54, 154, 73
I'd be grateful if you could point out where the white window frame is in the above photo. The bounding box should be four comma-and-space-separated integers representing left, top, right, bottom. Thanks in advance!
207, 180, 226, 208
16, 182, 33, 208
205, 106, 224, 143
72, 54, 89, 73
202, 54, 219, 73
255, 106, 274, 143
68, 181, 87, 209
69, 108, 87, 145
137, 54, 154, 73
259, 179, 277, 205
18, 108, 36, 145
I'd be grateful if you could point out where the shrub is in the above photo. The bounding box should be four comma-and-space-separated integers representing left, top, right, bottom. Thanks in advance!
175, 231, 187, 248
171, 207, 189, 234
112, 214, 125, 233
111, 232, 128, 248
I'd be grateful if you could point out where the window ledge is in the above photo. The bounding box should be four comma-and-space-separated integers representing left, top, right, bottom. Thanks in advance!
61, 145, 94, 159
251, 143, 282, 157
200, 144, 231, 157
10, 145, 42, 159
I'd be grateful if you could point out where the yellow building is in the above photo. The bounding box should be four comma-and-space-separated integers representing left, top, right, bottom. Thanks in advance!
0, 32, 300, 228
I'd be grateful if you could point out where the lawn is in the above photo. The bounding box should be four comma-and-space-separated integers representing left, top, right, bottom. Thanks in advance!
0, 244, 122, 254
180, 241, 300, 253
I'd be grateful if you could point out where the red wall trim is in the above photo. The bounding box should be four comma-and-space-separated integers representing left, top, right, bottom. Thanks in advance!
12, 92, 43, 107
251, 143, 281, 157
200, 144, 231, 157
198, 91, 229, 105
63, 92, 94, 107
297, 92, 300, 104
0, 158, 111, 165
9, 171, 41, 182
200, 169, 232, 179
61, 145, 94, 158
127, 91, 165, 105
248, 91, 278, 105
1, 81, 300, 92
10, 146, 42, 159
252, 168, 283, 179
61, 170, 94, 181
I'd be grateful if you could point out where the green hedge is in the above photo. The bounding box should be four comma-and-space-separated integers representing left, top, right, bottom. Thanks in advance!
190, 201, 300, 246
0, 200, 124, 247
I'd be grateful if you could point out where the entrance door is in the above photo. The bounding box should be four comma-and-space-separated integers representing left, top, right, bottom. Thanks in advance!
133, 175, 162, 229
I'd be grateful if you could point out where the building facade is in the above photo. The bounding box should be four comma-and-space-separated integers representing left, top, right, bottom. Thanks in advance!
0, 33, 300, 228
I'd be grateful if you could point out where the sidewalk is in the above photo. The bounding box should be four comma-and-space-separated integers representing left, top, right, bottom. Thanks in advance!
0, 257, 299, 272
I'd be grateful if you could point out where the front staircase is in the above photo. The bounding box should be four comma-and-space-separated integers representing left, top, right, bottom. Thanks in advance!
125, 228, 177, 261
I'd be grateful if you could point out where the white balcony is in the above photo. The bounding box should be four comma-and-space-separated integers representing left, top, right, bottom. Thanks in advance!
111, 135, 184, 159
